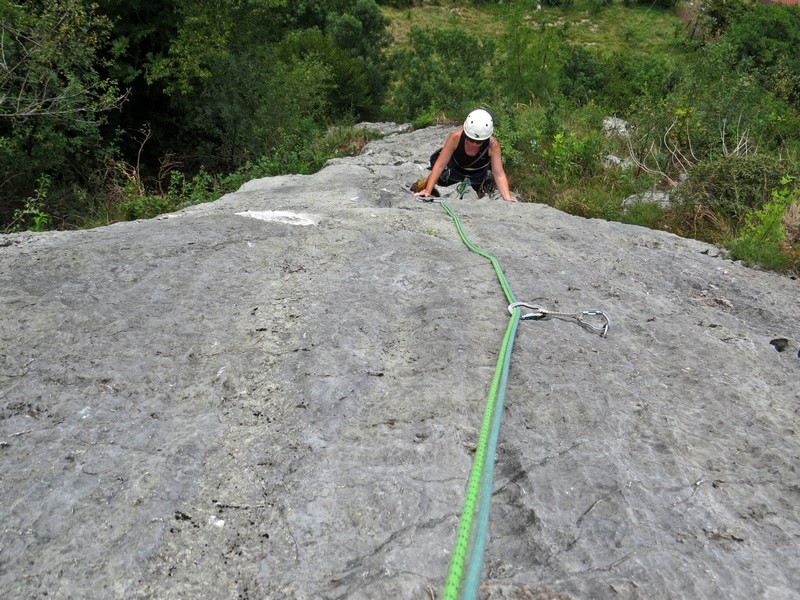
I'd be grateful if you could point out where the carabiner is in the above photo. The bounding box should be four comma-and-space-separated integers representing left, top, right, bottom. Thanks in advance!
578, 310, 612, 337
508, 302, 548, 321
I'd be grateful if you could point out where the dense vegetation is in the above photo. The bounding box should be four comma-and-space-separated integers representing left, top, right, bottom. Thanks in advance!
2, 0, 799, 273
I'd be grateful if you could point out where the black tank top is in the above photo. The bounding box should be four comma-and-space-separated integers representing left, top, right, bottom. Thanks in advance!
451, 131, 492, 175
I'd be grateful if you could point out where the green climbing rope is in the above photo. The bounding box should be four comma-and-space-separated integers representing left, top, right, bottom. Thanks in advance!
439, 200, 520, 600
439, 201, 516, 306
436, 199, 609, 598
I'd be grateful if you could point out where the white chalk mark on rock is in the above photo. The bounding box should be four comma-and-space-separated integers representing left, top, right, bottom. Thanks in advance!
236, 210, 318, 226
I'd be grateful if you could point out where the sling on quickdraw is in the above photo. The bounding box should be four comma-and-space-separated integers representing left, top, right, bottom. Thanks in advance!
437, 200, 610, 600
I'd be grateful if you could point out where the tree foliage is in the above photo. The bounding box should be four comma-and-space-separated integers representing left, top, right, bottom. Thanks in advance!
499, 17, 567, 104
128, 0, 389, 168
722, 4, 800, 109
695, 0, 757, 38
0, 0, 124, 226
389, 26, 495, 117
0, 0, 123, 119
0, 0, 391, 226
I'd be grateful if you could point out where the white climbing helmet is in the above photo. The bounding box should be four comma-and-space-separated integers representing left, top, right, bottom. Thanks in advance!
463, 109, 494, 141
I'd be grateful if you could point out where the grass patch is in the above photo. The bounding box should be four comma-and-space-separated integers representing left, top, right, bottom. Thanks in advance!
552, 4, 686, 56
383, 2, 506, 47
382, 1, 686, 58
619, 200, 667, 229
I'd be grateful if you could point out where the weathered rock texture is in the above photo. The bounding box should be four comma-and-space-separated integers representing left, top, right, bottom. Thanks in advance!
1, 126, 798, 600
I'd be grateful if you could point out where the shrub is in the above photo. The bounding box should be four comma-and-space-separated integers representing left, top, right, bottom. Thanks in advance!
619, 200, 668, 230
661, 197, 737, 244
675, 154, 788, 226
695, 0, 757, 38
376, 0, 415, 6
629, 0, 679, 7
727, 177, 798, 271
3, 174, 53, 233
782, 199, 800, 246
723, 4, 800, 108
388, 26, 496, 119
601, 52, 679, 116
542, 131, 603, 183
498, 18, 567, 105
562, 46, 608, 106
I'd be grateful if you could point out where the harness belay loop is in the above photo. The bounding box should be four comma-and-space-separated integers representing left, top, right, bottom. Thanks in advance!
508, 302, 612, 337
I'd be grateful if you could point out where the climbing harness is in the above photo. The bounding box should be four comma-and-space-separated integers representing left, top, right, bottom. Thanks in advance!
507, 302, 612, 337
435, 200, 610, 600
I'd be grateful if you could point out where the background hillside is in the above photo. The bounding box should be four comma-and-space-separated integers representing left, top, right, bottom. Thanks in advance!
2, 0, 799, 272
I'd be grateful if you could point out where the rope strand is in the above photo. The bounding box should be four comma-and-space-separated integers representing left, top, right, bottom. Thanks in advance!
439, 200, 519, 600
437, 200, 610, 598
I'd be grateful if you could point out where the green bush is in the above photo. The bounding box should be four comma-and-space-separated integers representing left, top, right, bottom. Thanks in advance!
601, 52, 679, 116
723, 4, 800, 108
3, 174, 52, 233
388, 26, 496, 119
628, 0, 679, 7
675, 154, 788, 226
694, 0, 755, 39
542, 131, 603, 183
587, 0, 614, 14
727, 177, 798, 271
498, 17, 567, 104
623, 38, 793, 187
542, 0, 575, 8
562, 46, 608, 106
619, 200, 667, 230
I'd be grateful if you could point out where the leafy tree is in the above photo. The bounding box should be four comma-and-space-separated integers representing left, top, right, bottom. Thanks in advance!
91, 0, 183, 169
277, 26, 381, 120
328, 0, 389, 59
389, 26, 496, 119
600, 52, 679, 116
562, 46, 608, 107
722, 4, 800, 109
0, 0, 122, 119
623, 37, 788, 188
499, 16, 567, 105
134, 0, 389, 169
695, 0, 757, 38
627, 0, 679, 9
327, 0, 390, 113
0, 0, 123, 225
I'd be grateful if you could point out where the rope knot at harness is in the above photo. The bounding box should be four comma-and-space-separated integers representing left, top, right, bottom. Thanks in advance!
507, 302, 612, 337
456, 177, 472, 199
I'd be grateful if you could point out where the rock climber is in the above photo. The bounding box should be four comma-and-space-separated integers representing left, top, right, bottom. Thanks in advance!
412, 108, 516, 202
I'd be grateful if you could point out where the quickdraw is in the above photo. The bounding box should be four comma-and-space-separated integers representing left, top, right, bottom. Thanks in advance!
507, 302, 612, 337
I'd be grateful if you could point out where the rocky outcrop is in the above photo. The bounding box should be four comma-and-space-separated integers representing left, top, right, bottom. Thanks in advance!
1, 125, 798, 599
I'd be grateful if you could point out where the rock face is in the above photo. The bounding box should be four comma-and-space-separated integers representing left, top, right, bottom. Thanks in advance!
1, 125, 798, 600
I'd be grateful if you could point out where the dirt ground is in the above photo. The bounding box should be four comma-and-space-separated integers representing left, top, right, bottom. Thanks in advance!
1, 125, 799, 599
